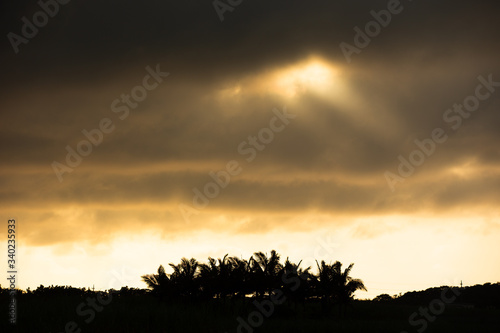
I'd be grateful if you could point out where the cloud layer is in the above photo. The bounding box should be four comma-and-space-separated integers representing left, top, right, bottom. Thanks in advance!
1, 0, 500, 247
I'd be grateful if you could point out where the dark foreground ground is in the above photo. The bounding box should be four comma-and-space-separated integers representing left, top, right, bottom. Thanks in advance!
2, 291, 500, 333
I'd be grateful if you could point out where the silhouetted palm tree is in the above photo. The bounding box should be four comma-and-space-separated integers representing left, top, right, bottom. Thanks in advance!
315, 260, 335, 309
281, 258, 313, 307
227, 256, 251, 298
169, 258, 199, 298
198, 254, 235, 300
141, 265, 172, 299
217, 254, 233, 299
334, 262, 366, 307
250, 250, 283, 297
315, 260, 366, 315
198, 257, 220, 299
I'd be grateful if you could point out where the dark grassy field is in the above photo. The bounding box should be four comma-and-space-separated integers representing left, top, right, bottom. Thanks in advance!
2, 292, 500, 333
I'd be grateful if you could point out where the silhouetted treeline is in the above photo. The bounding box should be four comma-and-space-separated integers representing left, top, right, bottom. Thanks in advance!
2, 260, 500, 333
373, 282, 500, 308
0, 285, 148, 299
141, 250, 366, 312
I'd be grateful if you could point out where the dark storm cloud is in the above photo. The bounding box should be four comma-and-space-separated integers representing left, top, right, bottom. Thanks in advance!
1, 0, 500, 245
2, 0, 499, 78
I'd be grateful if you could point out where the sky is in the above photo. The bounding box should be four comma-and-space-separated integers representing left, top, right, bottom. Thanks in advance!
1, 0, 500, 299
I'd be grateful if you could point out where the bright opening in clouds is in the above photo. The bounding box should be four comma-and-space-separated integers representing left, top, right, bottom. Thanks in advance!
272, 58, 338, 97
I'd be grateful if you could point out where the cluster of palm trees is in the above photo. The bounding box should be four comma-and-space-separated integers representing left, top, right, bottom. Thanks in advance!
142, 250, 366, 310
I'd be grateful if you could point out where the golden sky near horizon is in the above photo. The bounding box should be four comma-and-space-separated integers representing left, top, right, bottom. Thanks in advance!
1, 0, 500, 299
